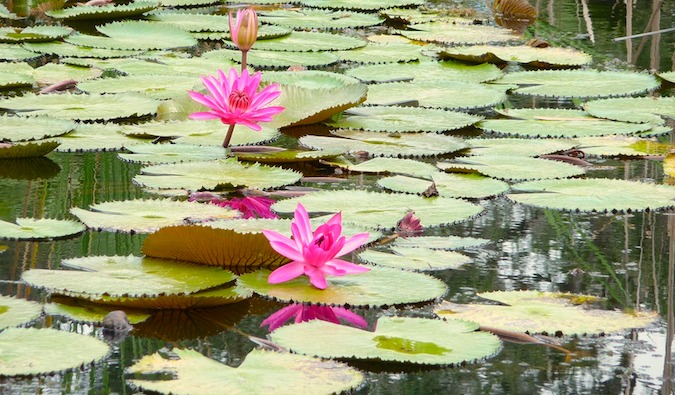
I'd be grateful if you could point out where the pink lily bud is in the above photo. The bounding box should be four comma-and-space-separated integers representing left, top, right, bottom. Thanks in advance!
229, 8, 258, 52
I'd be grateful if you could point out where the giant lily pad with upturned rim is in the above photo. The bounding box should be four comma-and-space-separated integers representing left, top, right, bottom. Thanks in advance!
77, 74, 200, 100
0, 26, 73, 43
436, 44, 592, 68
466, 137, 579, 157
298, 0, 425, 10
46, 1, 158, 20
336, 42, 421, 64
119, 143, 227, 164
205, 48, 339, 69
0, 141, 60, 158
54, 122, 146, 152
325, 157, 439, 178
259, 9, 384, 30
23, 41, 143, 59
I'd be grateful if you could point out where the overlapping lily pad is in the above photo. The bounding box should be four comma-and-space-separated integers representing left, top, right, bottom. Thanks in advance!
0, 141, 60, 158
0, 328, 110, 376
493, 69, 660, 98
326, 157, 439, 178
238, 266, 447, 306
0, 44, 41, 61
438, 155, 585, 181
45, 298, 150, 324
575, 136, 672, 157
300, 130, 469, 157
378, 173, 510, 199
659, 71, 675, 84
346, 60, 503, 83
46, 1, 158, 20
22, 255, 237, 298
232, 31, 366, 52
0, 218, 84, 240
128, 348, 364, 395
0, 116, 75, 142
0, 93, 160, 121
134, 158, 302, 191
336, 42, 421, 64
0, 26, 73, 42
466, 137, 578, 157
270, 316, 501, 365
32, 63, 103, 85
66, 21, 196, 51
400, 21, 520, 45
0, 70, 33, 89
583, 96, 675, 124
54, 122, 146, 152
77, 74, 200, 100
0, 4, 20, 20
298, 0, 425, 9
507, 178, 675, 212
358, 246, 472, 271
437, 44, 592, 67
271, 189, 484, 229
147, 12, 231, 32
234, 148, 345, 163
364, 80, 507, 109
119, 143, 227, 164
205, 48, 339, 69
0, 296, 43, 329
259, 9, 384, 30
435, 291, 659, 335
327, 106, 482, 133
70, 198, 238, 233
23, 41, 143, 59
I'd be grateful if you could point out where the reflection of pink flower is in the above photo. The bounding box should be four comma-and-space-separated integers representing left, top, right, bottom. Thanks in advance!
214, 196, 277, 219
188, 68, 284, 131
261, 304, 368, 331
262, 203, 370, 289
229, 8, 258, 52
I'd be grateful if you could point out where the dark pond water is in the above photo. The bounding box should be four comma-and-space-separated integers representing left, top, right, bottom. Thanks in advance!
0, 0, 674, 394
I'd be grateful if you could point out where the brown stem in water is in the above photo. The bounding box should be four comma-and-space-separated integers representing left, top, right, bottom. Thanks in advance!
223, 123, 236, 149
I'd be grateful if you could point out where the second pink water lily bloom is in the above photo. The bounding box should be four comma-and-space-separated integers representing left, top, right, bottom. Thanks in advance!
262, 203, 370, 289
188, 67, 284, 132
229, 7, 258, 52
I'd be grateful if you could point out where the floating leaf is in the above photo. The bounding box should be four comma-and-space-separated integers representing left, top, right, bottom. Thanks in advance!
576, 136, 672, 157
327, 106, 483, 133
22, 255, 237, 298
346, 60, 503, 83
46, 1, 158, 20
0, 218, 84, 240
438, 155, 585, 181
583, 96, 675, 124
0, 296, 43, 330
0, 115, 75, 142
70, 198, 238, 233
336, 42, 421, 64
66, 21, 196, 51
205, 48, 339, 69
0, 328, 110, 376
435, 291, 659, 335
0, 93, 159, 121
32, 63, 103, 85
86, 55, 237, 77
507, 178, 675, 212
147, 12, 232, 32
493, 69, 660, 98
271, 316, 500, 365
392, 235, 491, 250
160, 0, 219, 6
659, 70, 675, 84
128, 348, 363, 395
232, 31, 366, 52
298, 0, 425, 10
272, 189, 484, 229
400, 21, 520, 45
437, 44, 592, 68
364, 80, 507, 110
23, 41, 143, 59
238, 266, 447, 306
142, 225, 289, 269
78, 74, 200, 100
0, 140, 60, 158
45, 298, 150, 324
378, 173, 510, 199
119, 143, 227, 164
328, 157, 439, 178
234, 148, 345, 163
0, 4, 20, 20
467, 137, 578, 157
54, 122, 145, 152
259, 9, 384, 30
0, 44, 40, 61
0, 26, 73, 43
134, 158, 302, 191
0, 70, 33, 89
359, 246, 472, 271
263, 69, 362, 88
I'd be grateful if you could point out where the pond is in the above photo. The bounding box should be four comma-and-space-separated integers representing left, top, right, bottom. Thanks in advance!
0, 0, 674, 393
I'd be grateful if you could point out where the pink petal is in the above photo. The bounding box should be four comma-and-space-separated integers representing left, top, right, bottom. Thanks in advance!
336, 232, 370, 257
262, 230, 303, 261
268, 261, 305, 284
305, 266, 327, 289
325, 259, 370, 274
291, 203, 313, 246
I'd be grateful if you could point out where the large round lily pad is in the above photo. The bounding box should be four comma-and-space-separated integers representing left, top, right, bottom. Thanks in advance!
467, 137, 578, 157
327, 106, 482, 133
399, 21, 520, 45
271, 316, 501, 365
0, 218, 84, 240
583, 96, 675, 124
437, 44, 592, 68
298, 0, 425, 10
66, 21, 196, 51
0, 26, 73, 42
231, 31, 366, 52
378, 173, 510, 199
0, 115, 75, 142
259, 9, 384, 30
0, 296, 43, 330
46, 1, 157, 20
237, 266, 447, 306
358, 246, 472, 271
392, 235, 491, 250
438, 155, 586, 181
346, 60, 503, 83
336, 42, 421, 64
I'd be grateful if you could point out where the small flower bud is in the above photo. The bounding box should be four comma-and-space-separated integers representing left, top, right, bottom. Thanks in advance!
229, 8, 258, 52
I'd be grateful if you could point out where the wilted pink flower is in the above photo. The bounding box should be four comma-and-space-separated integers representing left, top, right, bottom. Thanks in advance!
396, 210, 423, 238
261, 303, 367, 331
262, 203, 370, 289
188, 68, 284, 132
229, 8, 258, 52
213, 196, 277, 219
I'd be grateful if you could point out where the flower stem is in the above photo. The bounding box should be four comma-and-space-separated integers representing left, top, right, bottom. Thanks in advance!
223, 123, 236, 149
241, 50, 248, 72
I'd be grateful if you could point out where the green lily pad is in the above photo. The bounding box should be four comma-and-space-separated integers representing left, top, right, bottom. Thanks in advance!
507, 178, 675, 212
435, 291, 659, 335
134, 158, 302, 191
238, 266, 447, 306
54, 122, 146, 152
234, 148, 345, 163
0, 93, 159, 121
583, 96, 675, 124
0, 218, 84, 240
437, 44, 592, 68
65, 21, 196, 51
22, 255, 237, 298
378, 173, 510, 199
119, 143, 227, 164
327, 157, 439, 178
261, 9, 383, 30
231, 31, 366, 52
0, 140, 60, 158
128, 348, 363, 395
400, 20, 520, 45
0, 115, 75, 142
0, 328, 110, 376
575, 136, 672, 157
0, 296, 43, 329
336, 42, 421, 64
493, 69, 660, 98
147, 12, 231, 32
271, 316, 500, 365
142, 225, 290, 269
77, 74, 200, 100
271, 189, 484, 229
0, 26, 73, 43
45, 298, 150, 324
32, 63, 103, 85
300, 130, 468, 157
392, 235, 491, 250
467, 137, 579, 157
346, 60, 503, 83
204, 48, 339, 69
438, 155, 586, 181
0, 4, 20, 20
83, 55, 238, 77
263, 69, 362, 88
70, 198, 238, 233
23, 41, 143, 59
46, 1, 158, 20
159, 0, 219, 6
358, 246, 472, 271
298, 0, 425, 11
327, 106, 483, 133
658, 70, 675, 84
0, 70, 33, 88
364, 80, 507, 110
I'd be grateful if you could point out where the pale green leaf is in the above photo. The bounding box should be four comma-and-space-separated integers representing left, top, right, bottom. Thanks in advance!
378, 173, 510, 199
358, 246, 472, 271
0, 140, 60, 158
78, 74, 201, 100
119, 143, 227, 164
46, 1, 158, 20
0, 115, 75, 142
400, 21, 520, 45
0, 26, 73, 43
0, 218, 84, 240
0, 296, 43, 330
259, 9, 384, 30
54, 122, 146, 152
336, 42, 421, 64
23, 41, 143, 59
346, 60, 503, 83
298, 0, 425, 11
438, 155, 585, 181
583, 96, 675, 124
467, 137, 579, 157
437, 44, 592, 67
65, 21, 196, 51
230, 31, 366, 52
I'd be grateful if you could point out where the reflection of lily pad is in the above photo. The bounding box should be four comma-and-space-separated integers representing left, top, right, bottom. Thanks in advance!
435, 291, 659, 335
238, 266, 447, 306
0, 296, 43, 330
128, 348, 363, 395
0, 157, 61, 180
0, 328, 110, 376
0, 218, 84, 240
358, 246, 472, 271
271, 316, 501, 365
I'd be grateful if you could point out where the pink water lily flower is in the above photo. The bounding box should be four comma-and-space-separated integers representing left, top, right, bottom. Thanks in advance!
188, 67, 284, 132
262, 203, 370, 289
261, 303, 368, 331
